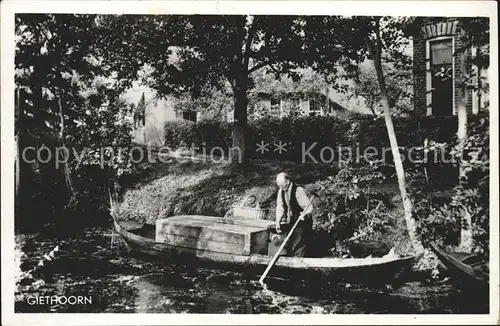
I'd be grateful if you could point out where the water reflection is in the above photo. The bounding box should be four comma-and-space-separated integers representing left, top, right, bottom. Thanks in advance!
15, 226, 489, 314
127, 269, 488, 314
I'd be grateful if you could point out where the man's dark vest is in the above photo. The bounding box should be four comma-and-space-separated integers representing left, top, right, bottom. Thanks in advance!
281, 182, 304, 223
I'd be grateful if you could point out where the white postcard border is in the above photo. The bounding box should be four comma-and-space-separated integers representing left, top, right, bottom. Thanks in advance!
1, 1, 498, 325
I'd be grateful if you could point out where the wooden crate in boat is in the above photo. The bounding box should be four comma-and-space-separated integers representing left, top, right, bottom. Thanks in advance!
155, 215, 274, 255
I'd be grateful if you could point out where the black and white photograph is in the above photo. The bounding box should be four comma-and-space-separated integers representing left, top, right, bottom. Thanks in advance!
1, 1, 498, 324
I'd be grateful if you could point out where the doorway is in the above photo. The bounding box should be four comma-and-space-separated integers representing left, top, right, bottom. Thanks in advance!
430, 38, 454, 116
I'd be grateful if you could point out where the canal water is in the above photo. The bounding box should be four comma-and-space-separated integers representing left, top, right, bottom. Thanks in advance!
15, 225, 489, 314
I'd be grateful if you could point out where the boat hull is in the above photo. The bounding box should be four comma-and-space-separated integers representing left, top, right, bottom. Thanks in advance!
430, 243, 489, 294
114, 219, 416, 283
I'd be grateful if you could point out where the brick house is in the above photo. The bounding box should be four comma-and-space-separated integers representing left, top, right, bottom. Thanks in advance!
412, 17, 486, 116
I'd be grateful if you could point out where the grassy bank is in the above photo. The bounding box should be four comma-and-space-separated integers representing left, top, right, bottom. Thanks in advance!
117, 156, 340, 224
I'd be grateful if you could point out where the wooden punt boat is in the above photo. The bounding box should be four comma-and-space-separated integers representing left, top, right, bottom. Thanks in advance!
113, 218, 416, 283
430, 242, 489, 293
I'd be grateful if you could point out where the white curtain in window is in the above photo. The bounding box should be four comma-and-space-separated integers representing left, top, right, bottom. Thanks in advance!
299, 99, 310, 113
430, 39, 453, 65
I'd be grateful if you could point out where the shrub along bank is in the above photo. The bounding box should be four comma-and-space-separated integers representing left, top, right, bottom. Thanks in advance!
164, 113, 462, 157
164, 113, 469, 185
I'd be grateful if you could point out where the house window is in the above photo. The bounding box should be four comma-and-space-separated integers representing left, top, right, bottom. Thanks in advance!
183, 110, 197, 122
270, 97, 280, 116
299, 99, 310, 115
309, 99, 321, 117
427, 38, 454, 116
279, 99, 286, 118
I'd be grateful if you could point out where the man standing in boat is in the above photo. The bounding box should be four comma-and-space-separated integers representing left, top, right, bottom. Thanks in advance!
275, 172, 313, 257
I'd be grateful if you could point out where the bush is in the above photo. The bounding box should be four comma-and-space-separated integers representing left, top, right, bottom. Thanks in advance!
16, 97, 135, 229
308, 158, 407, 256
413, 114, 490, 255
164, 120, 196, 148
194, 119, 232, 149
164, 114, 461, 164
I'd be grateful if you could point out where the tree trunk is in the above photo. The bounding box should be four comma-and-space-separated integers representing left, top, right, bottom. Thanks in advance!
229, 16, 254, 166
231, 76, 248, 164
456, 49, 469, 158
366, 20, 423, 252
58, 93, 75, 196
15, 88, 26, 213
476, 65, 482, 114
456, 47, 472, 252
324, 86, 330, 114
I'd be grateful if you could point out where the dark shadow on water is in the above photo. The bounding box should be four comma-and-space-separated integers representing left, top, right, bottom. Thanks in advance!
260, 278, 489, 314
